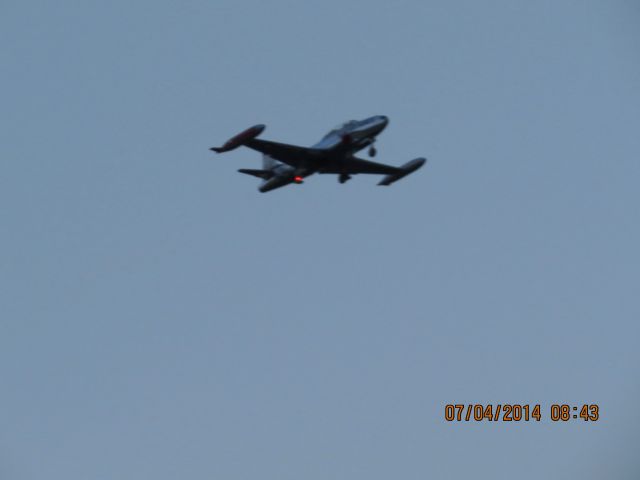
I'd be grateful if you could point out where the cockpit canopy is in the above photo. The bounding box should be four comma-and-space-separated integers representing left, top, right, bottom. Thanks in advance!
323, 120, 359, 139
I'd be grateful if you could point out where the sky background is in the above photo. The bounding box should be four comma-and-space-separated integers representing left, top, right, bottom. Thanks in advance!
2, 0, 640, 478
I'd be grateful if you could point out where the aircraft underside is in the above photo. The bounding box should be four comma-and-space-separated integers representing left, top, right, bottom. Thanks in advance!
210, 117, 427, 192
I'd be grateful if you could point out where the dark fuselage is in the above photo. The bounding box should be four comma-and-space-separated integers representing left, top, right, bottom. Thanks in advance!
258, 116, 389, 191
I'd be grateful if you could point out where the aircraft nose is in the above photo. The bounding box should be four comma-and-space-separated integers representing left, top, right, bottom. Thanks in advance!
372, 115, 388, 133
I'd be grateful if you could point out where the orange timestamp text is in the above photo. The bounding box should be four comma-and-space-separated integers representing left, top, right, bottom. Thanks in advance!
444, 404, 599, 422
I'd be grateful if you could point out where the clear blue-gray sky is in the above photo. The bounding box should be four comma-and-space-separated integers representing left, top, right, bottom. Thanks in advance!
2, 1, 639, 478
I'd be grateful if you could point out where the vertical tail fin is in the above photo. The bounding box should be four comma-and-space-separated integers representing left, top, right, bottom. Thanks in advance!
262, 154, 277, 170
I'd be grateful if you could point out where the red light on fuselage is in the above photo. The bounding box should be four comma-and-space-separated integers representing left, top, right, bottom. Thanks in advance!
294, 176, 303, 183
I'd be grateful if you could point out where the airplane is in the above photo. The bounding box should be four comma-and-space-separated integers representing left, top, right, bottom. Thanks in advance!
210, 116, 426, 193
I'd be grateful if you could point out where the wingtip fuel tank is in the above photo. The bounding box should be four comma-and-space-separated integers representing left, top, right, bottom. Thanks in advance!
210, 124, 266, 153
377, 158, 426, 186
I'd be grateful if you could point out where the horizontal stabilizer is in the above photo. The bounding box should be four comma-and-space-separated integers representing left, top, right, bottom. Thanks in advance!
238, 168, 273, 180
210, 124, 266, 153
378, 158, 426, 186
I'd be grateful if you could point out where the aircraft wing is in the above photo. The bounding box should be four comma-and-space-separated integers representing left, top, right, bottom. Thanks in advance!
244, 138, 319, 168
333, 157, 400, 175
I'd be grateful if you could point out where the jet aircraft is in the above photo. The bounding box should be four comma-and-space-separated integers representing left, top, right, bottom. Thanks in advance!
210, 116, 426, 193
